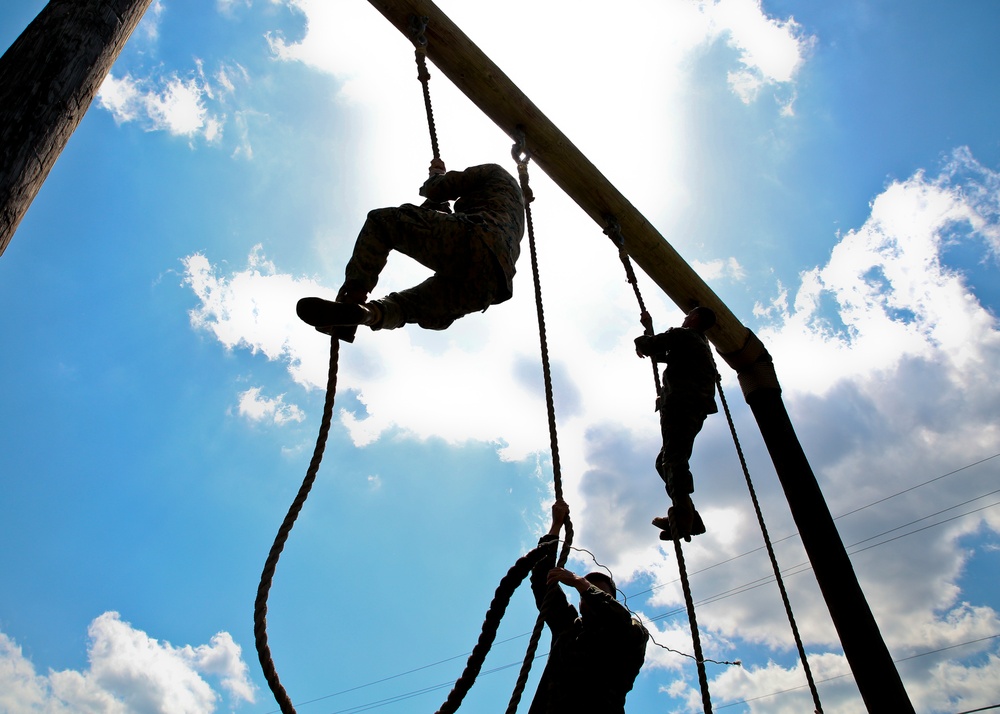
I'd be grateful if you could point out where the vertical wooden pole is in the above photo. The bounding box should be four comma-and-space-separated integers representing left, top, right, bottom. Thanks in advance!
0, 0, 153, 256
724, 334, 915, 712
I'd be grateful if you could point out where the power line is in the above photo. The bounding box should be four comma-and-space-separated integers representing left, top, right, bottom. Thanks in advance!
287, 498, 1000, 714
680, 496, 1000, 620
713, 633, 1000, 711
307, 633, 1000, 714
626, 451, 1000, 602
268, 453, 1000, 713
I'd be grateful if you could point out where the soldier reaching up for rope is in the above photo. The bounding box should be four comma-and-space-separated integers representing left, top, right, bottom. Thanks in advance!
634, 306, 719, 542
529, 500, 648, 714
296, 160, 525, 342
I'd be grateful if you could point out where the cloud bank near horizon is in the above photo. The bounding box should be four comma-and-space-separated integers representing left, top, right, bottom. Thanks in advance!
0, 613, 255, 714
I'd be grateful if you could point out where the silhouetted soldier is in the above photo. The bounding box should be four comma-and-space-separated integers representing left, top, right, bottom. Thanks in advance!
530, 500, 648, 714
297, 160, 524, 342
634, 306, 718, 541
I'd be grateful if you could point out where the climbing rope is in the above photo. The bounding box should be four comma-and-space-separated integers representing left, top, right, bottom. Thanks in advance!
502, 128, 576, 714
668, 523, 714, 713
604, 217, 713, 711
254, 337, 341, 714
715, 377, 824, 713
409, 15, 441, 164
513, 130, 567, 507
432, 543, 551, 714
605, 216, 661, 394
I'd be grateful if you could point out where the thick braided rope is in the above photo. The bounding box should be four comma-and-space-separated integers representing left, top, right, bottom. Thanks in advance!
414, 47, 440, 163
254, 337, 340, 714
434, 544, 550, 714
503, 534, 575, 714
670, 526, 713, 713
516, 154, 563, 502
604, 218, 661, 393
408, 17, 441, 163
716, 378, 823, 713
504, 614, 546, 714
502, 139, 575, 714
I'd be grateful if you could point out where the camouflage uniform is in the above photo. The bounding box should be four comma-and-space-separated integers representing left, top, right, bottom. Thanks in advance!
342, 163, 525, 330
528, 535, 648, 714
641, 328, 718, 500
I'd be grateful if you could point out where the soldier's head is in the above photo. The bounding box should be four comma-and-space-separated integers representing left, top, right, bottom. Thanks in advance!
682, 306, 716, 333
584, 571, 616, 596
578, 571, 617, 618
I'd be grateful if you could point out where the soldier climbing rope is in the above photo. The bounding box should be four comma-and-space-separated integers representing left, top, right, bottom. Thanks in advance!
605, 216, 823, 713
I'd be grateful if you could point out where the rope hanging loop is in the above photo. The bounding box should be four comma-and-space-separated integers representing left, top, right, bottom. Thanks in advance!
511, 127, 531, 166
510, 127, 534, 204
409, 15, 431, 81
408, 14, 442, 166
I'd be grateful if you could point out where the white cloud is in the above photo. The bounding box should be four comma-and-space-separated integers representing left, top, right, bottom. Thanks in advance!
145, 76, 213, 138
98, 74, 143, 124
754, 148, 1000, 398
0, 613, 255, 713
237, 386, 305, 425
691, 256, 747, 282
97, 59, 247, 145
136, 0, 166, 43
217, 0, 251, 17
704, 0, 812, 109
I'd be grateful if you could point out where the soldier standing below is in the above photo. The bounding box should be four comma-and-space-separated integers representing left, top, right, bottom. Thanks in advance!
296, 160, 525, 342
529, 500, 648, 714
634, 307, 718, 541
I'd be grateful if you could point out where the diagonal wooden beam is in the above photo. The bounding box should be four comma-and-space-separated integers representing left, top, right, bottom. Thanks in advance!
368, 0, 748, 355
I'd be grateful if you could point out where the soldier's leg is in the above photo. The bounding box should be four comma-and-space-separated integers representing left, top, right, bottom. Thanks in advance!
372, 236, 501, 330
342, 207, 416, 296
653, 409, 707, 541
659, 410, 704, 500
344, 205, 474, 295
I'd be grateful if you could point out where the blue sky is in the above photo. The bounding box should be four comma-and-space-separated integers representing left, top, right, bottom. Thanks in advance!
2, 1, 999, 712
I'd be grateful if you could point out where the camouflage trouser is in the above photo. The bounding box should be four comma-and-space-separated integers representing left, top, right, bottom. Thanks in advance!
656, 397, 707, 501
344, 204, 503, 331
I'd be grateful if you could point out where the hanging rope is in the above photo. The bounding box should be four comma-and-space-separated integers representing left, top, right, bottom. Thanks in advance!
408, 15, 451, 214
605, 216, 661, 394
604, 217, 713, 711
715, 377, 824, 713
409, 15, 440, 163
668, 522, 714, 713
502, 129, 574, 714
432, 543, 551, 714
254, 337, 341, 714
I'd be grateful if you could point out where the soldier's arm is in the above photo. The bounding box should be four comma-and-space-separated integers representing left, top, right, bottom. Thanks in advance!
634, 329, 676, 360
420, 166, 474, 201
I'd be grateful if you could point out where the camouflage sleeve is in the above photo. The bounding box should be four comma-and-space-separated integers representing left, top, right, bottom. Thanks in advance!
531, 535, 577, 634
638, 328, 680, 360
419, 167, 471, 201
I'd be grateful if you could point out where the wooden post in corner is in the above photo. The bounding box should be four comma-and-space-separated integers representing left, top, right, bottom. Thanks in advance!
0, 0, 153, 256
